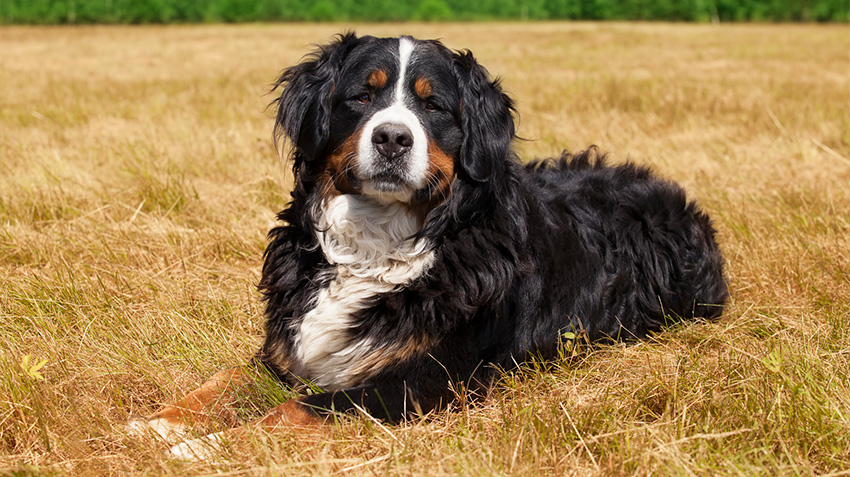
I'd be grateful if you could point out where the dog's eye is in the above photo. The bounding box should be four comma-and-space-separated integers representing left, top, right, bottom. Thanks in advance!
356, 93, 371, 104
424, 100, 439, 111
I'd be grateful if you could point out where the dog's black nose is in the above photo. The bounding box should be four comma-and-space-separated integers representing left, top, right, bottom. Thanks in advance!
372, 123, 413, 160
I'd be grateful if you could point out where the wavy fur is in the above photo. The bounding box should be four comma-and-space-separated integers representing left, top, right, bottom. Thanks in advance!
252, 34, 728, 423
135, 35, 729, 461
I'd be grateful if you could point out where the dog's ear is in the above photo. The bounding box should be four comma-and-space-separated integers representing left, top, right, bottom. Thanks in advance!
272, 32, 361, 161
452, 50, 516, 183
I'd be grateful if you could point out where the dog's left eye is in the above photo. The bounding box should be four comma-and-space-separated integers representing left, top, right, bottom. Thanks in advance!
424, 100, 439, 111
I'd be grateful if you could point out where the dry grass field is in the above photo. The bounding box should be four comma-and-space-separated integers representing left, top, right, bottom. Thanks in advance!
1, 22, 849, 475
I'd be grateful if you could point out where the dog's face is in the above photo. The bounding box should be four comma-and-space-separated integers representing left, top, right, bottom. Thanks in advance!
273, 33, 516, 210
325, 36, 462, 204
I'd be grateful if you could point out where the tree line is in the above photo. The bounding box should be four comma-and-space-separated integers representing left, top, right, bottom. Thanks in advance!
2, 0, 847, 24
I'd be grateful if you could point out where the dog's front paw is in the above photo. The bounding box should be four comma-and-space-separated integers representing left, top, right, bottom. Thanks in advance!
166, 432, 225, 461
126, 414, 191, 444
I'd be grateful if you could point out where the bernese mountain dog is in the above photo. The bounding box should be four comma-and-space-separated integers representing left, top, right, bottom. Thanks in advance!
129, 32, 728, 459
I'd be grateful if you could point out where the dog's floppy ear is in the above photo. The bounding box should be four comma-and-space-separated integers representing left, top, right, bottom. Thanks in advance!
272, 32, 361, 161
452, 50, 516, 183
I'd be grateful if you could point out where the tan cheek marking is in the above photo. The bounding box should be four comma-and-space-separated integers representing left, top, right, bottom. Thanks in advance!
427, 143, 455, 198
321, 128, 363, 196
406, 143, 456, 222
367, 69, 388, 89
415, 77, 433, 99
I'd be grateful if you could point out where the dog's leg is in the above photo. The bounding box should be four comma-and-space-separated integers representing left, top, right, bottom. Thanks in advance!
165, 398, 324, 460
165, 380, 453, 461
128, 367, 251, 444
165, 353, 481, 460
164, 343, 488, 461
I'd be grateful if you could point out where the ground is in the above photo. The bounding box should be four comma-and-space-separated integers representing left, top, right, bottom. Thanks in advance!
1, 22, 849, 475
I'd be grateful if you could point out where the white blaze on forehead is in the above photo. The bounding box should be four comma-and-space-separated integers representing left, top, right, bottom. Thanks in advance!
395, 36, 415, 103
355, 36, 430, 202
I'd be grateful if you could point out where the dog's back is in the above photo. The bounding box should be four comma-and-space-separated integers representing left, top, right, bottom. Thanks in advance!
521, 149, 727, 344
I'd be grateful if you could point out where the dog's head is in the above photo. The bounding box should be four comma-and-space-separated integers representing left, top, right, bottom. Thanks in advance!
272, 32, 516, 210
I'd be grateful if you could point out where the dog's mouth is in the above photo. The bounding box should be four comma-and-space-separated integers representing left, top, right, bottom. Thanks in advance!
364, 173, 417, 203
367, 171, 407, 190
345, 167, 418, 203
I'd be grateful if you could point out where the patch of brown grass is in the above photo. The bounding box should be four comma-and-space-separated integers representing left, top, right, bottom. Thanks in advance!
1, 23, 849, 475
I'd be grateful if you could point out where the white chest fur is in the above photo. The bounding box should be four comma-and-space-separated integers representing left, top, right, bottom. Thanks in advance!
293, 195, 434, 389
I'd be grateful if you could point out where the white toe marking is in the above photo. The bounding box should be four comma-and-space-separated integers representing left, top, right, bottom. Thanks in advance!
166, 431, 225, 461
127, 417, 190, 443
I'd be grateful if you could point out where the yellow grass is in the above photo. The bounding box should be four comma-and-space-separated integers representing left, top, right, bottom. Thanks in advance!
1, 23, 849, 475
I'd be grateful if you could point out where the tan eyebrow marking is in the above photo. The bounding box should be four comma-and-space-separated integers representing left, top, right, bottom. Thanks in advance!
414, 77, 433, 99
367, 69, 388, 89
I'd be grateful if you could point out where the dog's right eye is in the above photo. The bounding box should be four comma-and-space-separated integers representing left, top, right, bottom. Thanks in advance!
355, 93, 371, 104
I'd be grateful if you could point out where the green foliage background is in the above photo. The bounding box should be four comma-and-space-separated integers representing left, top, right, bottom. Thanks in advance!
1, 0, 848, 24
